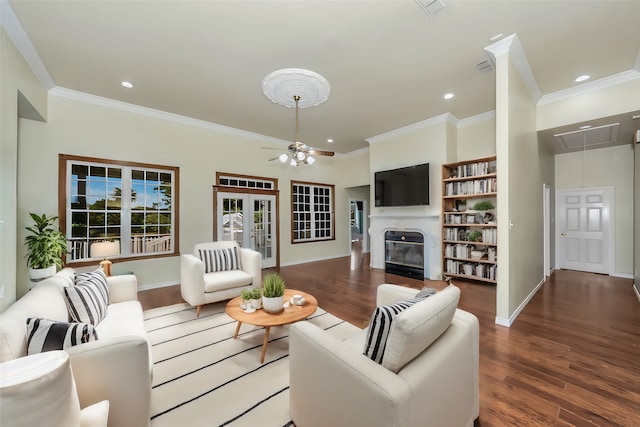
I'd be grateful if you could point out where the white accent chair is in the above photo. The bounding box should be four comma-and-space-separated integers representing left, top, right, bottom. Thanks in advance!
289, 284, 480, 427
181, 241, 262, 317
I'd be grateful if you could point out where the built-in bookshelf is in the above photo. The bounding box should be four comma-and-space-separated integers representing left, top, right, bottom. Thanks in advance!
442, 155, 497, 284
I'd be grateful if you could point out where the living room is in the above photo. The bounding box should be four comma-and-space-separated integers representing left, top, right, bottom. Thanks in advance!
1, 1, 640, 425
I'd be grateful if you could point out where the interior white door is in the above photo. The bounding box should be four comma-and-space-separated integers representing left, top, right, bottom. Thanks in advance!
217, 193, 277, 268
556, 188, 612, 274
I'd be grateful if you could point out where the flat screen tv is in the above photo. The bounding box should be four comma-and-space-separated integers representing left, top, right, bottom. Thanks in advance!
375, 163, 430, 207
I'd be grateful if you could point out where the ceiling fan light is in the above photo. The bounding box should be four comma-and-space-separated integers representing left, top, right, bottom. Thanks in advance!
279, 153, 288, 163
307, 156, 315, 165
296, 151, 306, 161
290, 158, 297, 166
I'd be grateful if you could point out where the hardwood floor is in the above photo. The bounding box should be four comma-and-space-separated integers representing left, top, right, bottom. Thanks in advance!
139, 242, 640, 426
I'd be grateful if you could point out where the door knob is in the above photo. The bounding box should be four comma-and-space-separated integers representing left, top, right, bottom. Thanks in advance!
561, 233, 567, 236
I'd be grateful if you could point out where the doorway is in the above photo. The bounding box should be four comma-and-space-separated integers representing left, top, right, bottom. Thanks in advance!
215, 192, 277, 268
555, 187, 613, 275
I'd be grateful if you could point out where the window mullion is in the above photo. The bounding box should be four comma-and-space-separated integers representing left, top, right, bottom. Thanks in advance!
120, 166, 132, 256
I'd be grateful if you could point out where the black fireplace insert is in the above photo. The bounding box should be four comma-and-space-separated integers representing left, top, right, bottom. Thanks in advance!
384, 230, 425, 279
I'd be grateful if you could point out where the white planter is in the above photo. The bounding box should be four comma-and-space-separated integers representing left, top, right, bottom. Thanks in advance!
251, 298, 262, 310
28, 265, 56, 282
262, 295, 284, 313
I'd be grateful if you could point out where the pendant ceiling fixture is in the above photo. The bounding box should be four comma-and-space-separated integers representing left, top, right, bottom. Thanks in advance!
262, 68, 334, 166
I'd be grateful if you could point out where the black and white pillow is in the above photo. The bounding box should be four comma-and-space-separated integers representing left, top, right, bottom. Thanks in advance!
363, 297, 424, 364
26, 317, 98, 355
64, 270, 110, 325
198, 247, 241, 273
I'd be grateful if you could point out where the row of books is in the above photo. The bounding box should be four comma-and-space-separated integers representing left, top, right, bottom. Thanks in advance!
445, 178, 497, 196
445, 260, 497, 280
442, 228, 497, 244
452, 160, 496, 178
444, 244, 498, 261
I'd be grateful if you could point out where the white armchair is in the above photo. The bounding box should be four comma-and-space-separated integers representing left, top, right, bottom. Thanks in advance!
181, 241, 262, 317
289, 284, 479, 427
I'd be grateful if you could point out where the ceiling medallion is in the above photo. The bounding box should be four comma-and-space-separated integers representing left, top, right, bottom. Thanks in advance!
262, 68, 330, 108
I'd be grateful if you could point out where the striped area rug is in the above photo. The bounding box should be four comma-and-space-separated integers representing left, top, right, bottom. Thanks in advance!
144, 302, 361, 427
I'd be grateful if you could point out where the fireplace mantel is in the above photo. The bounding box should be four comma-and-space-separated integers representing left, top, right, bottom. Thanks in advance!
369, 214, 441, 280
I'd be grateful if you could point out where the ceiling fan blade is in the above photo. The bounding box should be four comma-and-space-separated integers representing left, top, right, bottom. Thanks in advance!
261, 147, 285, 150
307, 149, 335, 157
268, 156, 282, 161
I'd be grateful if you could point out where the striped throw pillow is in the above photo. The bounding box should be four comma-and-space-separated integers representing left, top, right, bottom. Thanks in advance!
64, 270, 110, 325
198, 247, 241, 273
363, 297, 424, 364
26, 318, 98, 355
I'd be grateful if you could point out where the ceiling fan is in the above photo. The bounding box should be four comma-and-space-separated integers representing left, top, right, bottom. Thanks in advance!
265, 95, 335, 166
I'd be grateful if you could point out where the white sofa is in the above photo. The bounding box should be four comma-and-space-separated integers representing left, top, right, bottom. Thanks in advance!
181, 241, 262, 316
289, 284, 479, 427
0, 268, 151, 427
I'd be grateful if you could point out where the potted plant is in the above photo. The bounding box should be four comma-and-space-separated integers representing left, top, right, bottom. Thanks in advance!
262, 272, 285, 313
240, 289, 253, 310
472, 201, 495, 211
24, 213, 68, 281
467, 230, 482, 243
249, 288, 262, 309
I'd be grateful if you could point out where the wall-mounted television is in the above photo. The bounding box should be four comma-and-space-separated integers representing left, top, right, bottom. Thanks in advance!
375, 163, 430, 207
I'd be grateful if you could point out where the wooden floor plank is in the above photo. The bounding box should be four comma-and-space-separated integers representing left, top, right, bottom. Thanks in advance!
138, 242, 640, 425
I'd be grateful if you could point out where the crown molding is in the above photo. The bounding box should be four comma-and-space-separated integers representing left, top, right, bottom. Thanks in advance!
537, 69, 640, 106
366, 112, 460, 144
458, 110, 496, 127
50, 86, 291, 146
485, 33, 541, 103
0, 0, 55, 89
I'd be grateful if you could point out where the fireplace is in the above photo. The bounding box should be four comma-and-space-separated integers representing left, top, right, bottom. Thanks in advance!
384, 230, 424, 279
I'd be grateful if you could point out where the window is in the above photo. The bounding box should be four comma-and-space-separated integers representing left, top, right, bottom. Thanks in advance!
60, 155, 179, 264
291, 181, 334, 243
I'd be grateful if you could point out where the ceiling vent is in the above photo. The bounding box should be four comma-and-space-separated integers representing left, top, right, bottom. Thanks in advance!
475, 58, 495, 72
554, 123, 620, 151
416, 0, 448, 17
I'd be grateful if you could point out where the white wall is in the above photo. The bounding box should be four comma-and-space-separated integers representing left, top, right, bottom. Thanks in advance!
15, 92, 369, 294
537, 78, 640, 130
457, 116, 497, 161
555, 144, 634, 276
0, 28, 48, 311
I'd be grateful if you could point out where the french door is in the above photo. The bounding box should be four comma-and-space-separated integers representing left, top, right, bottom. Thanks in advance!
556, 187, 613, 275
216, 192, 277, 268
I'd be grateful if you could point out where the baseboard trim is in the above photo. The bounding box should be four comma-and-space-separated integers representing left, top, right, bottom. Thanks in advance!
612, 272, 634, 279
138, 280, 179, 292
633, 283, 640, 303
279, 252, 351, 267
494, 277, 546, 327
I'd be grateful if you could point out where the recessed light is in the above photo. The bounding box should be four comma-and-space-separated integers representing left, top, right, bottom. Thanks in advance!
579, 125, 591, 130
490, 33, 503, 41
443, 93, 454, 100
327, 139, 334, 143
121, 81, 133, 89
574, 75, 590, 83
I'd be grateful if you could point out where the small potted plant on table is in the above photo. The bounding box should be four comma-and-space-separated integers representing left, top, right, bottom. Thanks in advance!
249, 288, 262, 310
262, 273, 285, 313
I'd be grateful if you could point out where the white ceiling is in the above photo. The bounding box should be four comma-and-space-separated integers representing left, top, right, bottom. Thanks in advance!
5, 0, 640, 155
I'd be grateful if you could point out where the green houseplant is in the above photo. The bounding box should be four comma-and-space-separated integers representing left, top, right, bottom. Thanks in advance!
262, 273, 285, 313
467, 230, 482, 243
472, 201, 495, 211
24, 213, 68, 281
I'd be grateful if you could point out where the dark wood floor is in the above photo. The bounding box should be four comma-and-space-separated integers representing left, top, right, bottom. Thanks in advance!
139, 242, 640, 426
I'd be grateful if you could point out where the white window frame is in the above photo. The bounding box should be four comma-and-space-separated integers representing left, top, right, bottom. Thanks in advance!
60, 154, 179, 265
291, 180, 335, 244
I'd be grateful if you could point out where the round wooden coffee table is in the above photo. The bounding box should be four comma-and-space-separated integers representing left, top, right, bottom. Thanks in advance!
225, 289, 317, 363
